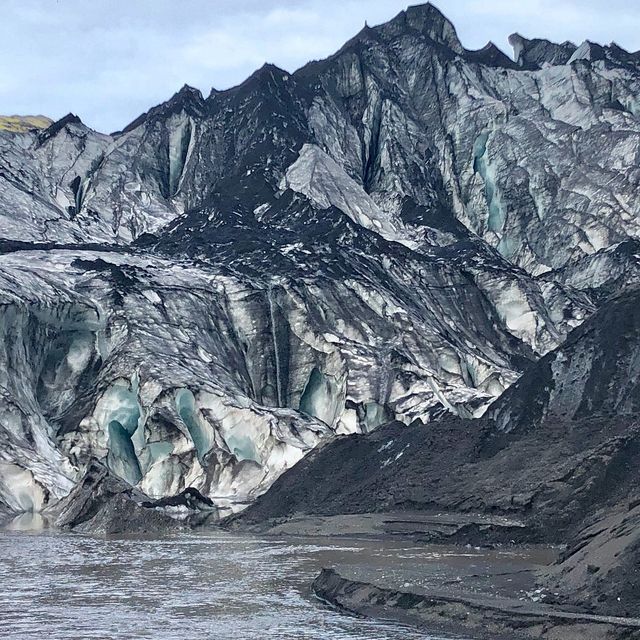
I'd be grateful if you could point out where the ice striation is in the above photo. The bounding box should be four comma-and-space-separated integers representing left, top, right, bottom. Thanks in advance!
0, 2, 639, 521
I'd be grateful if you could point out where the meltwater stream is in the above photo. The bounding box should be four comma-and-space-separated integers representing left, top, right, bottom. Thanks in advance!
0, 527, 456, 640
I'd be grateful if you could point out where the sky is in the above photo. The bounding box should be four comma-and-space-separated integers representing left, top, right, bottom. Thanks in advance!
2, 0, 639, 133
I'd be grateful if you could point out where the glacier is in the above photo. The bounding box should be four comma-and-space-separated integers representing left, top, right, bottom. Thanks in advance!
0, 2, 639, 521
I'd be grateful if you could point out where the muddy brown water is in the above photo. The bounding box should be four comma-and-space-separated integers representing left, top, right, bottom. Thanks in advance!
0, 516, 553, 639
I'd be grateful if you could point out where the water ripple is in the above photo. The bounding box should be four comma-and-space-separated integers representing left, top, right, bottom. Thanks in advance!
0, 529, 453, 640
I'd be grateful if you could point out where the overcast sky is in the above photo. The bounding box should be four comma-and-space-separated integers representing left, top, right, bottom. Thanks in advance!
2, 0, 639, 133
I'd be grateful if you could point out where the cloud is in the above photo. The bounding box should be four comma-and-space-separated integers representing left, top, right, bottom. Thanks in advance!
0, 0, 637, 132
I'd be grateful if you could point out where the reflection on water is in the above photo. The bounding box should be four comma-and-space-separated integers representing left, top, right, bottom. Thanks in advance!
0, 528, 455, 640
4, 512, 46, 531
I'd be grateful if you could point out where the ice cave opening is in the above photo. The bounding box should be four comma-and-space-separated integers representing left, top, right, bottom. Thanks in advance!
175, 388, 213, 460
100, 381, 144, 485
299, 367, 342, 426
107, 419, 142, 485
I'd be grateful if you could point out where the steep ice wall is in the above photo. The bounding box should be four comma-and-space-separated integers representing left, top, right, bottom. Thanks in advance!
3, 4, 639, 273
0, 280, 103, 509
293, 7, 640, 275
0, 244, 587, 513
0, 102, 202, 244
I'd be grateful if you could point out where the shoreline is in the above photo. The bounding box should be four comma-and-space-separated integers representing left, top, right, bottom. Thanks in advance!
313, 567, 640, 640
5, 511, 639, 640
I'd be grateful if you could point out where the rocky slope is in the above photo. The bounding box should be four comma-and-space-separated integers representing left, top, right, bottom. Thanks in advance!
234, 286, 640, 518
234, 286, 640, 617
0, 3, 639, 527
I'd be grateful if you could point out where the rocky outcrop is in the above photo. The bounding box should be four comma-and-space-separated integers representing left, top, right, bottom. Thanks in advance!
45, 459, 181, 534
491, 286, 640, 433
41, 459, 220, 534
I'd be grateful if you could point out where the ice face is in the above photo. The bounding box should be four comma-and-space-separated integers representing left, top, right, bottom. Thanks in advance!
97, 382, 141, 437
175, 388, 214, 461
1, 7, 639, 523
0, 463, 47, 512
92, 380, 144, 484
473, 131, 507, 238
267, 287, 285, 408
107, 420, 142, 485
224, 432, 258, 463
280, 143, 418, 249
362, 401, 392, 433
299, 367, 342, 426
0, 240, 596, 514
168, 116, 194, 196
